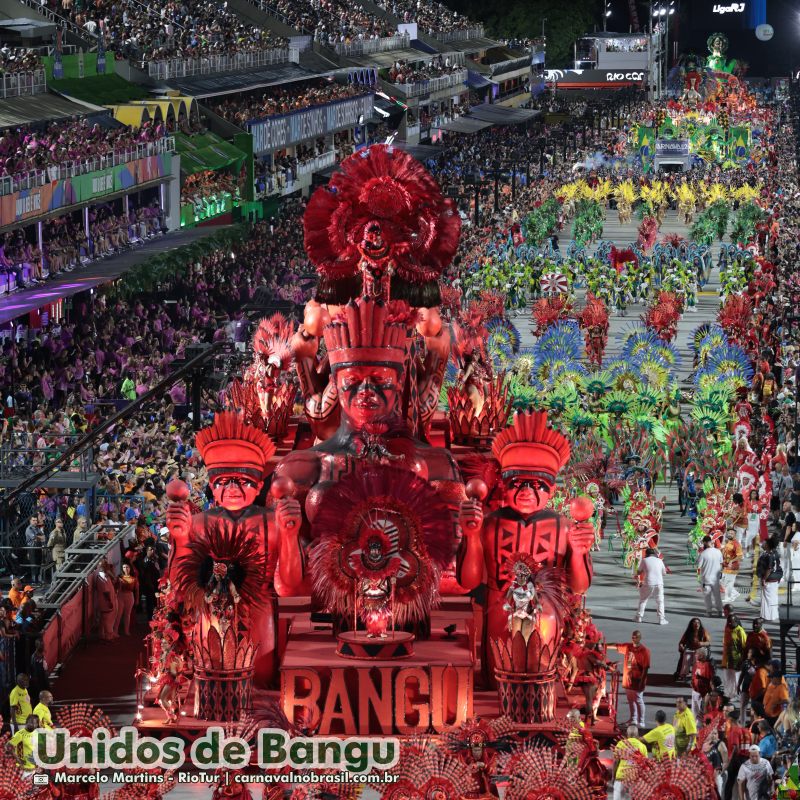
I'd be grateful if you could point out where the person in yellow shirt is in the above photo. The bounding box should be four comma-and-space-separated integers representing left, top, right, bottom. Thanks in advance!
7, 714, 39, 771
9, 673, 32, 731
613, 724, 648, 800
33, 690, 53, 729
673, 696, 698, 755
565, 708, 587, 763
642, 709, 676, 759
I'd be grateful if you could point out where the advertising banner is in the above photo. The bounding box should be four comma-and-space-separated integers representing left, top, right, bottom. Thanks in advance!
249, 94, 374, 154
0, 155, 172, 227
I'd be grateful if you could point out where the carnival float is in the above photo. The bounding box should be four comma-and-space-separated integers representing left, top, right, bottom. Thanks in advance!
124, 144, 642, 798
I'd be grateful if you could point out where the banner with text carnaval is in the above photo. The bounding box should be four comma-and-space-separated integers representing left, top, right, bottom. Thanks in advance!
0, 155, 172, 227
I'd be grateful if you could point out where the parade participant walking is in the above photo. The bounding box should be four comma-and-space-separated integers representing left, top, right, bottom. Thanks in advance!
612, 724, 647, 800
635, 547, 668, 624
697, 535, 724, 617
721, 613, 747, 700
745, 618, 772, 662
756, 537, 782, 622
721, 530, 743, 603
673, 696, 698, 755
609, 630, 651, 728
9, 673, 31, 734
736, 745, 773, 800
691, 647, 715, 720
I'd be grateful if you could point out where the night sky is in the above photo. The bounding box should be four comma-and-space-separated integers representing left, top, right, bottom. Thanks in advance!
601, 0, 799, 76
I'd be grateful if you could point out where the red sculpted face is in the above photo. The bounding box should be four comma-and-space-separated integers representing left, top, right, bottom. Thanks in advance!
503, 476, 554, 516
210, 474, 262, 511
335, 365, 398, 429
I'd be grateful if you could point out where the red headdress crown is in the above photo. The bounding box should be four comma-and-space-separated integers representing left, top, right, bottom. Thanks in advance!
304, 144, 460, 305
491, 410, 571, 483
196, 412, 275, 480
323, 296, 410, 371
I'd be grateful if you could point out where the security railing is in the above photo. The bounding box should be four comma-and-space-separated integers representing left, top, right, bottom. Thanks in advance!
0, 447, 93, 481
387, 68, 467, 98
0, 136, 175, 197
433, 27, 484, 43
147, 48, 290, 79
297, 150, 336, 176
0, 68, 47, 98
334, 34, 409, 57
405, 123, 421, 138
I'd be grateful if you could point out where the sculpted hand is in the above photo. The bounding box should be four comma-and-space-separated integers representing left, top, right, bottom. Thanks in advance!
275, 497, 302, 532
291, 326, 319, 361
458, 498, 484, 533
166, 504, 191, 542
568, 521, 596, 556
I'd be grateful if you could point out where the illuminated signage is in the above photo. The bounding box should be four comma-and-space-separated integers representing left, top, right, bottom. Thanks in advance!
713, 3, 745, 13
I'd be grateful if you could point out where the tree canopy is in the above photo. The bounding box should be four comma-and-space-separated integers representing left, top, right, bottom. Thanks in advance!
446, 0, 599, 68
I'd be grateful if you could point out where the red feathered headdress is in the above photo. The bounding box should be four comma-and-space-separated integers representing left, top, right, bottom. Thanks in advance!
578, 293, 609, 330
304, 144, 460, 305
492, 410, 571, 483
611, 246, 638, 272
718, 294, 753, 345
531, 295, 573, 335
196, 412, 275, 480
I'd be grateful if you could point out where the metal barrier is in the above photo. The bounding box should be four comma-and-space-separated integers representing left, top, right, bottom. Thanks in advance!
405, 123, 421, 138
334, 35, 409, 57
0, 446, 93, 482
0, 137, 176, 197
297, 150, 336, 176
386, 69, 467, 98
0, 69, 46, 99
147, 48, 290, 80
433, 27, 485, 43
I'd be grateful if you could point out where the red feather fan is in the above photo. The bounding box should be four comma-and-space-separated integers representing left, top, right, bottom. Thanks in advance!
578, 293, 609, 331
531, 295, 574, 335
309, 465, 455, 628
611, 246, 638, 273
623, 748, 715, 800
718, 294, 753, 346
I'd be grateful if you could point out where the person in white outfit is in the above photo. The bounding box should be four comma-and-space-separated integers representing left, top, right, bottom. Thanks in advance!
696, 536, 723, 617
789, 533, 800, 602
757, 536, 782, 622
635, 547, 668, 624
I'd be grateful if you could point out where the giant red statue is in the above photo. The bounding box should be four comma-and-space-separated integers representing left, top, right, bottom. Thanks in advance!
456, 410, 595, 679
166, 412, 289, 686
275, 296, 472, 598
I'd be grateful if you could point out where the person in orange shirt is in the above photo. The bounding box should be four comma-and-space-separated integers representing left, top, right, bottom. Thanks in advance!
762, 669, 790, 724
745, 618, 772, 663
7, 579, 27, 609
748, 656, 770, 719
721, 530, 743, 603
